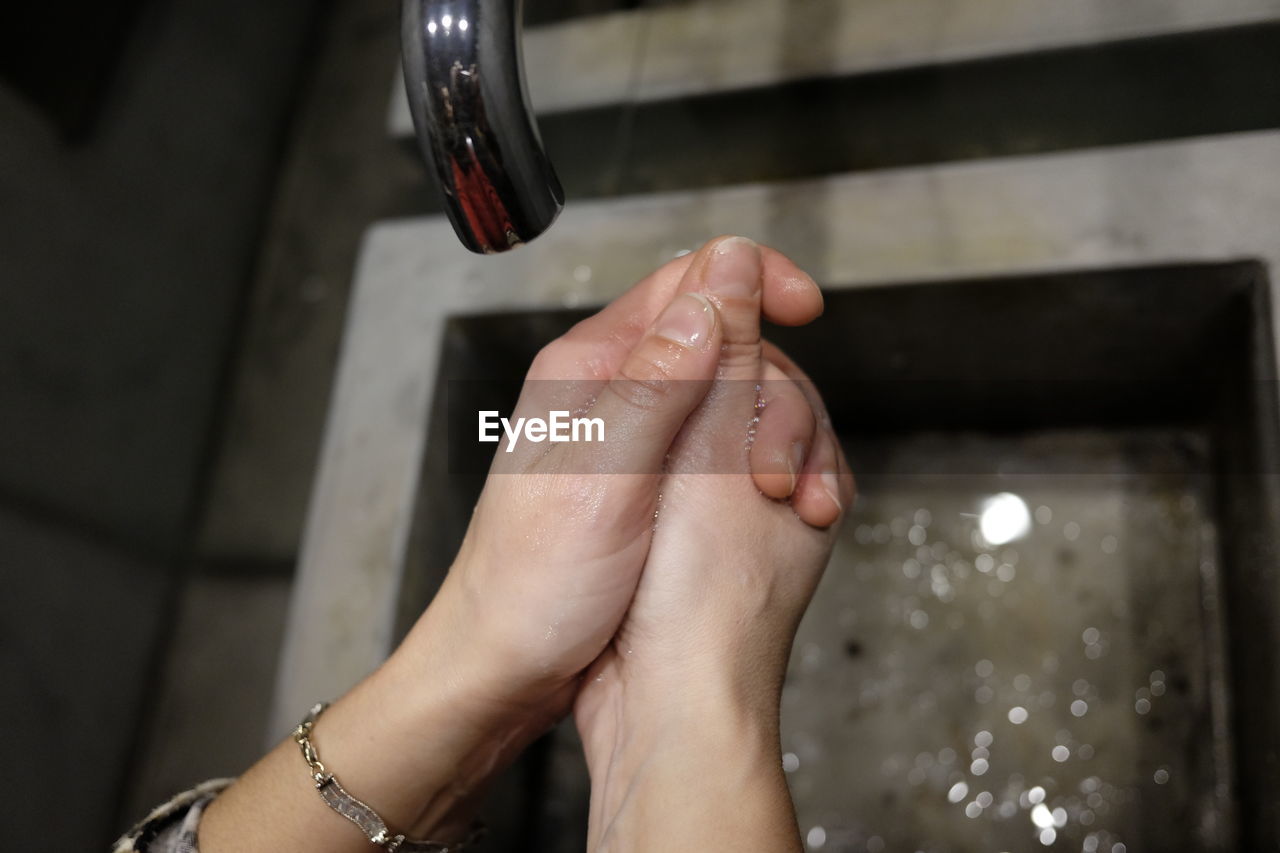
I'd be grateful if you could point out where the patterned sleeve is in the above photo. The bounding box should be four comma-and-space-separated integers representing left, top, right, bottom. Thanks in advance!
112, 779, 235, 853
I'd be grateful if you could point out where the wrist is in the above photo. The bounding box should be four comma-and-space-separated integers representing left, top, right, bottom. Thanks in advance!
579, 669, 795, 851
583, 673, 782, 778
395, 567, 580, 716
312, 599, 568, 842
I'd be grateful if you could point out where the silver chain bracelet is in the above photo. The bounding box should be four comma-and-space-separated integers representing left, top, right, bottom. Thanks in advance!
293, 703, 486, 852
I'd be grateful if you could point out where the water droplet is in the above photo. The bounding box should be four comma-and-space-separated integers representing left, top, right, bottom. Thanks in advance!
1071, 699, 1089, 717
1008, 706, 1029, 724
948, 781, 970, 803
1052, 745, 1070, 762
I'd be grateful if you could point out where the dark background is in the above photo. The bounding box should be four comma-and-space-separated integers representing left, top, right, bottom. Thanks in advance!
2, 1, 1278, 849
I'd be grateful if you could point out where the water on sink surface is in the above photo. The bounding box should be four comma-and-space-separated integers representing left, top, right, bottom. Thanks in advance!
784, 431, 1232, 853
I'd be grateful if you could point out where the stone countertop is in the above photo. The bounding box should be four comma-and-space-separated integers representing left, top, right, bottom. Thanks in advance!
389, 0, 1280, 133
269, 129, 1280, 735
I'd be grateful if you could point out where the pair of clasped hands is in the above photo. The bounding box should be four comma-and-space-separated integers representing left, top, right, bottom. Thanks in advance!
201, 237, 853, 852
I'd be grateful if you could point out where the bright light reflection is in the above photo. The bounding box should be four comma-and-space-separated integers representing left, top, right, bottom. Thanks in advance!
427, 20, 437, 34
979, 492, 1032, 545
441, 13, 453, 27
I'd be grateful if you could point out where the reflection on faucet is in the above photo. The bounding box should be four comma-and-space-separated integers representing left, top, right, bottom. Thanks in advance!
402, 0, 564, 254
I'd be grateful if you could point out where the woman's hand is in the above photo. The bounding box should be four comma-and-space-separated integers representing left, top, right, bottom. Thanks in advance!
573, 239, 854, 852
400, 240, 831, 713
199, 237, 839, 852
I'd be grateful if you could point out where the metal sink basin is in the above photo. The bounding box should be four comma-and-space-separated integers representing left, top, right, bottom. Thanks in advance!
396, 260, 1279, 852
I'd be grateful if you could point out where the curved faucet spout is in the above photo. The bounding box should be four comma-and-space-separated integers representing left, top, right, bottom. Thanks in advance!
402, 0, 564, 254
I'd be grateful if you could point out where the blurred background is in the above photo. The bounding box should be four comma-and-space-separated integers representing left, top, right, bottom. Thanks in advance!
2, 1, 1279, 851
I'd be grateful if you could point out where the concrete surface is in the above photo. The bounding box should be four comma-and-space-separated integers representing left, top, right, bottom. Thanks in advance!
0, 0, 318, 551
272, 129, 1280, 734
388, 0, 1280, 132
0, 505, 170, 847
196, 0, 424, 564
0, 0, 321, 846
124, 573, 292, 819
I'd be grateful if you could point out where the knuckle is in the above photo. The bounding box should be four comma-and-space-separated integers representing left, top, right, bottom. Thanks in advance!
716, 339, 761, 371
608, 349, 680, 412
527, 336, 572, 379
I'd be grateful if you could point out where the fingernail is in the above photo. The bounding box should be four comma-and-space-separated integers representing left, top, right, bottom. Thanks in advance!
705, 236, 761, 299
821, 469, 843, 513
788, 440, 808, 492
653, 292, 716, 349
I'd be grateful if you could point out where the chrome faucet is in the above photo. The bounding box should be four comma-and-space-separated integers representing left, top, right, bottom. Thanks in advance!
402, 0, 564, 254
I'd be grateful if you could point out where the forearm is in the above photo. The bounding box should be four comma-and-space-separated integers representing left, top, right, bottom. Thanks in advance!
199, 593, 555, 852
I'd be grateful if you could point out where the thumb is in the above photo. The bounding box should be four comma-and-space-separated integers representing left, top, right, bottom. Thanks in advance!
560, 291, 722, 475
681, 235, 763, 380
